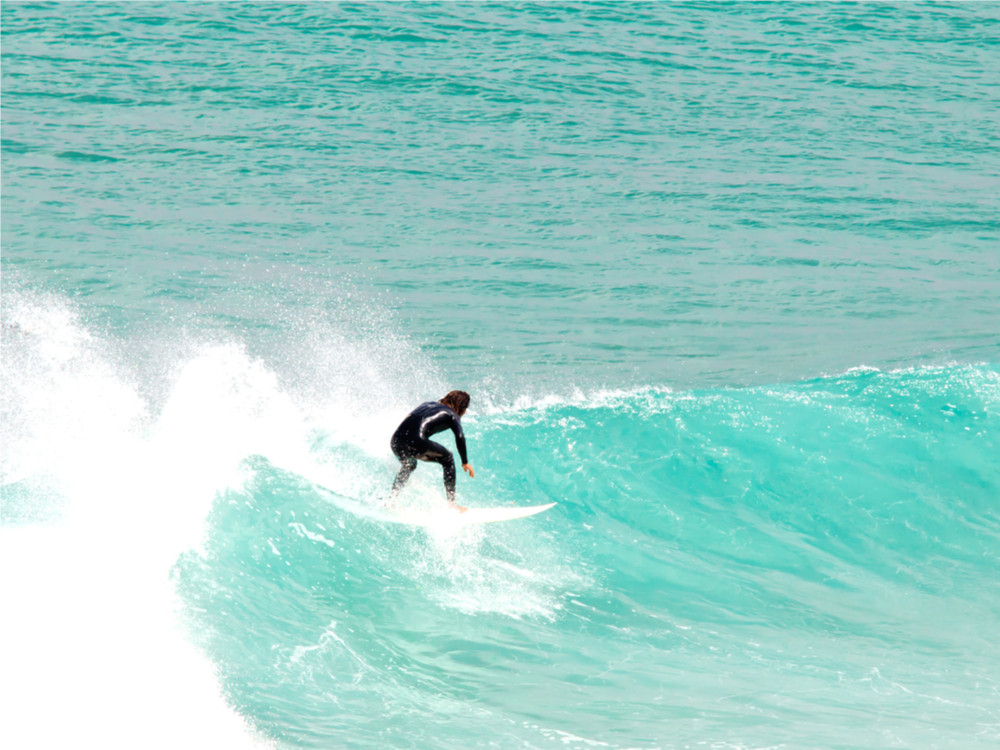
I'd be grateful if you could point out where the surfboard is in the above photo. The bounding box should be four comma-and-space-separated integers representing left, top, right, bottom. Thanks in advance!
387, 502, 556, 528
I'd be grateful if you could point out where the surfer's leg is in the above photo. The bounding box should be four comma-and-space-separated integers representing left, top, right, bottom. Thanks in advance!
391, 457, 418, 494
389, 428, 421, 497
420, 441, 456, 502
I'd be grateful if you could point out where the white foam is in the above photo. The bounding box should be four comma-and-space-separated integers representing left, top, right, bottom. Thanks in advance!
0, 525, 273, 750
2, 288, 277, 749
1, 281, 589, 746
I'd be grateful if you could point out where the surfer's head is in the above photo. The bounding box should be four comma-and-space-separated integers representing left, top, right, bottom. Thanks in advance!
440, 390, 470, 417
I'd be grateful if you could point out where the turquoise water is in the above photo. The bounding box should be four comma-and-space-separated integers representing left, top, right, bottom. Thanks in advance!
2, 3, 999, 749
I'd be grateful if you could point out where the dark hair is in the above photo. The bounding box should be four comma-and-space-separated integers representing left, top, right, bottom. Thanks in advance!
440, 390, 471, 416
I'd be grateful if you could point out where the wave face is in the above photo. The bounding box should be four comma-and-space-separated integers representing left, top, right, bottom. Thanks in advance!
173, 365, 1000, 749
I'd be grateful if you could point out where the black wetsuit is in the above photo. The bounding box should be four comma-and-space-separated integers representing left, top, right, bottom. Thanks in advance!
390, 401, 469, 502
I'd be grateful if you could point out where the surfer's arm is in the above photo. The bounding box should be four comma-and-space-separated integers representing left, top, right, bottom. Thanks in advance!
449, 416, 474, 478
450, 417, 469, 466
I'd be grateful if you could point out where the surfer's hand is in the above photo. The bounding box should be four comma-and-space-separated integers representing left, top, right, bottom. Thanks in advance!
463, 463, 475, 478
456, 505, 467, 513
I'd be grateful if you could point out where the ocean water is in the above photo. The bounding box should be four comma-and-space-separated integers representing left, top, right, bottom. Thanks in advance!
2, 3, 999, 749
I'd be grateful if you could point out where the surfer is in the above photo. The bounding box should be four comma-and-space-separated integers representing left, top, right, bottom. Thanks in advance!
389, 390, 475, 511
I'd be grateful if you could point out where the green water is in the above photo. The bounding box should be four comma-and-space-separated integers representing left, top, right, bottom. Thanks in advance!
2, 3, 999, 749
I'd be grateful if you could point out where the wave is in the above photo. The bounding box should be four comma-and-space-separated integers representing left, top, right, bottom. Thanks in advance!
4, 283, 998, 749
172, 363, 999, 748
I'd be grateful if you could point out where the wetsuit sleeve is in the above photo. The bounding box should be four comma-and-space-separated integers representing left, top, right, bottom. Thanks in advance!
451, 417, 469, 465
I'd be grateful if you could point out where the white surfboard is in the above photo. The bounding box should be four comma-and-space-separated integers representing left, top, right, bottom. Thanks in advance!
388, 502, 556, 528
